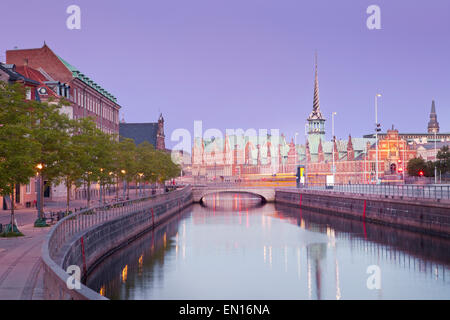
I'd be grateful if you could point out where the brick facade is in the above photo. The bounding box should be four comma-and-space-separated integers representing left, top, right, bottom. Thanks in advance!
7, 44, 121, 135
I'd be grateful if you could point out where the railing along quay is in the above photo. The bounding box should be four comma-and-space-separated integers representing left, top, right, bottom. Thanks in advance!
302, 184, 450, 201
42, 186, 192, 299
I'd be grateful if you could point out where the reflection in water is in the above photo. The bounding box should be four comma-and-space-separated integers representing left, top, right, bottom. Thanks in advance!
86, 193, 450, 300
201, 192, 264, 212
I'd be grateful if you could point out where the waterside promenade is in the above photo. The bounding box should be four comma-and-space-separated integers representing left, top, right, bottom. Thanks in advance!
0, 193, 149, 300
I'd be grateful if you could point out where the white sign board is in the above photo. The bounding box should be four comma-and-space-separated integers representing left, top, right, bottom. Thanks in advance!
326, 175, 334, 186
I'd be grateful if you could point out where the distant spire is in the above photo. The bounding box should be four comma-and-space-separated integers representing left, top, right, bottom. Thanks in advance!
313, 52, 320, 110
308, 52, 324, 121
427, 100, 439, 133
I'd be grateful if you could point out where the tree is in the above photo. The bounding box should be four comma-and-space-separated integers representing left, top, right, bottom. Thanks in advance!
30, 96, 72, 224
424, 161, 435, 177
72, 117, 114, 207
436, 146, 450, 175
55, 119, 85, 213
0, 83, 40, 234
136, 141, 158, 195
154, 150, 180, 185
407, 157, 427, 177
93, 131, 116, 204
115, 138, 137, 199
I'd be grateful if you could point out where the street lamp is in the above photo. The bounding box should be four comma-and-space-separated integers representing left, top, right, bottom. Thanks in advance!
138, 173, 144, 196
121, 170, 126, 198
99, 168, 104, 204
434, 131, 437, 184
375, 94, 382, 184
34, 163, 46, 227
332, 112, 337, 185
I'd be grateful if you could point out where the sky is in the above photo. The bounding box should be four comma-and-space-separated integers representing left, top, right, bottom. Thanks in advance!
1, 0, 449, 148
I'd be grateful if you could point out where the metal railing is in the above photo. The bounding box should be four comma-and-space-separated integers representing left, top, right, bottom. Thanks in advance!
42, 186, 191, 299
302, 184, 450, 200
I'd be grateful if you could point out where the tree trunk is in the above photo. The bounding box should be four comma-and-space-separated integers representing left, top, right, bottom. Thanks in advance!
66, 179, 71, 213
10, 184, 15, 232
127, 181, 130, 199
99, 182, 102, 204
87, 180, 91, 207
116, 176, 119, 200
40, 177, 44, 216
135, 180, 138, 197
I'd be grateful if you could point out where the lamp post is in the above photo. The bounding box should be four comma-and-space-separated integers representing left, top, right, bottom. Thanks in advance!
294, 132, 299, 166
34, 163, 46, 227
121, 169, 126, 198
138, 173, 144, 196
109, 171, 116, 200
434, 131, 437, 184
332, 112, 337, 185
99, 168, 104, 204
375, 94, 382, 184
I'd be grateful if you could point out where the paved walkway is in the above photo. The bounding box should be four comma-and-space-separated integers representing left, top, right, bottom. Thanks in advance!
0, 192, 151, 300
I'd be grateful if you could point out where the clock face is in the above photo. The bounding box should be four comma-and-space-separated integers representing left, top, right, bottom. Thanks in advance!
38, 87, 48, 95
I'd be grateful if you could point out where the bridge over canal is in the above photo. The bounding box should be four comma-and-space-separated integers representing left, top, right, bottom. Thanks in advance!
192, 184, 276, 203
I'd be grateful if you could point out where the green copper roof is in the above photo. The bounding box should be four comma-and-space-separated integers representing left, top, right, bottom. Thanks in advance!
57, 55, 117, 103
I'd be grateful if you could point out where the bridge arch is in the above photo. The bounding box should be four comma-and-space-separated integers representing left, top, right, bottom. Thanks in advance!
199, 190, 267, 205
192, 186, 275, 203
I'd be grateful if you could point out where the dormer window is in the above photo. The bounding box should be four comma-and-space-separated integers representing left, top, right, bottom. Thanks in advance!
26, 88, 32, 100
38, 87, 48, 95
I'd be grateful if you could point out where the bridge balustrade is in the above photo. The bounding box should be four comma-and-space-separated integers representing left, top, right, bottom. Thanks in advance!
302, 184, 450, 201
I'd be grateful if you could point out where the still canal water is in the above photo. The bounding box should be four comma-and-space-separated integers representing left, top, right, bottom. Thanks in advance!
86, 193, 450, 300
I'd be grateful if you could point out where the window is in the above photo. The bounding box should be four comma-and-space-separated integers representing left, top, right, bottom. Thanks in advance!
26, 179, 31, 194
26, 88, 32, 100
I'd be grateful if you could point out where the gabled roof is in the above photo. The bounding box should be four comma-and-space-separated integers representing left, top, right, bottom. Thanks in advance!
0, 63, 39, 85
309, 137, 376, 155
57, 55, 117, 104
119, 123, 158, 147
14, 65, 58, 98
417, 141, 450, 150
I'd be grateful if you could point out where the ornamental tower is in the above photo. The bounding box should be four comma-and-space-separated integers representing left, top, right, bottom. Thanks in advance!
427, 100, 439, 134
156, 113, 166, 150
307, 53, 326, 150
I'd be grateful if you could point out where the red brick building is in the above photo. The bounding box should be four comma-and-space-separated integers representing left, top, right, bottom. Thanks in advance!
5, 44, 122, 202
306, 129, 417, 185
6, 44, 121, 135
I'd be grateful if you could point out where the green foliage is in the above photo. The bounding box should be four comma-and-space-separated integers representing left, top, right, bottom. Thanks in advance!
407, 158, 427, 177
436, 146, 450, 174
0, 81, 181, 217
407, 157, 435, 177
0, 231, 24, 238
31, 96, 72, 184
0, 83, 40, 196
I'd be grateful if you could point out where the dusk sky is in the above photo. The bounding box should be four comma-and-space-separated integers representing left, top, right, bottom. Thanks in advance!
1, 0, 449, 148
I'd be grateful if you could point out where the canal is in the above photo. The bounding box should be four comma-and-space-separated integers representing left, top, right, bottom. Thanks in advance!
86, 193, 450, 300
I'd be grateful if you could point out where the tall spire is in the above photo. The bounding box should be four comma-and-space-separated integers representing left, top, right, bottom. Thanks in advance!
313, 52, 320, 111
427, 100, 439, 133
308, 52, 324, 121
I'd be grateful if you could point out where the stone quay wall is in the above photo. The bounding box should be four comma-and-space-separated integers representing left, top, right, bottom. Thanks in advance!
275, 188, 450, 238
42, 186, 193, 300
